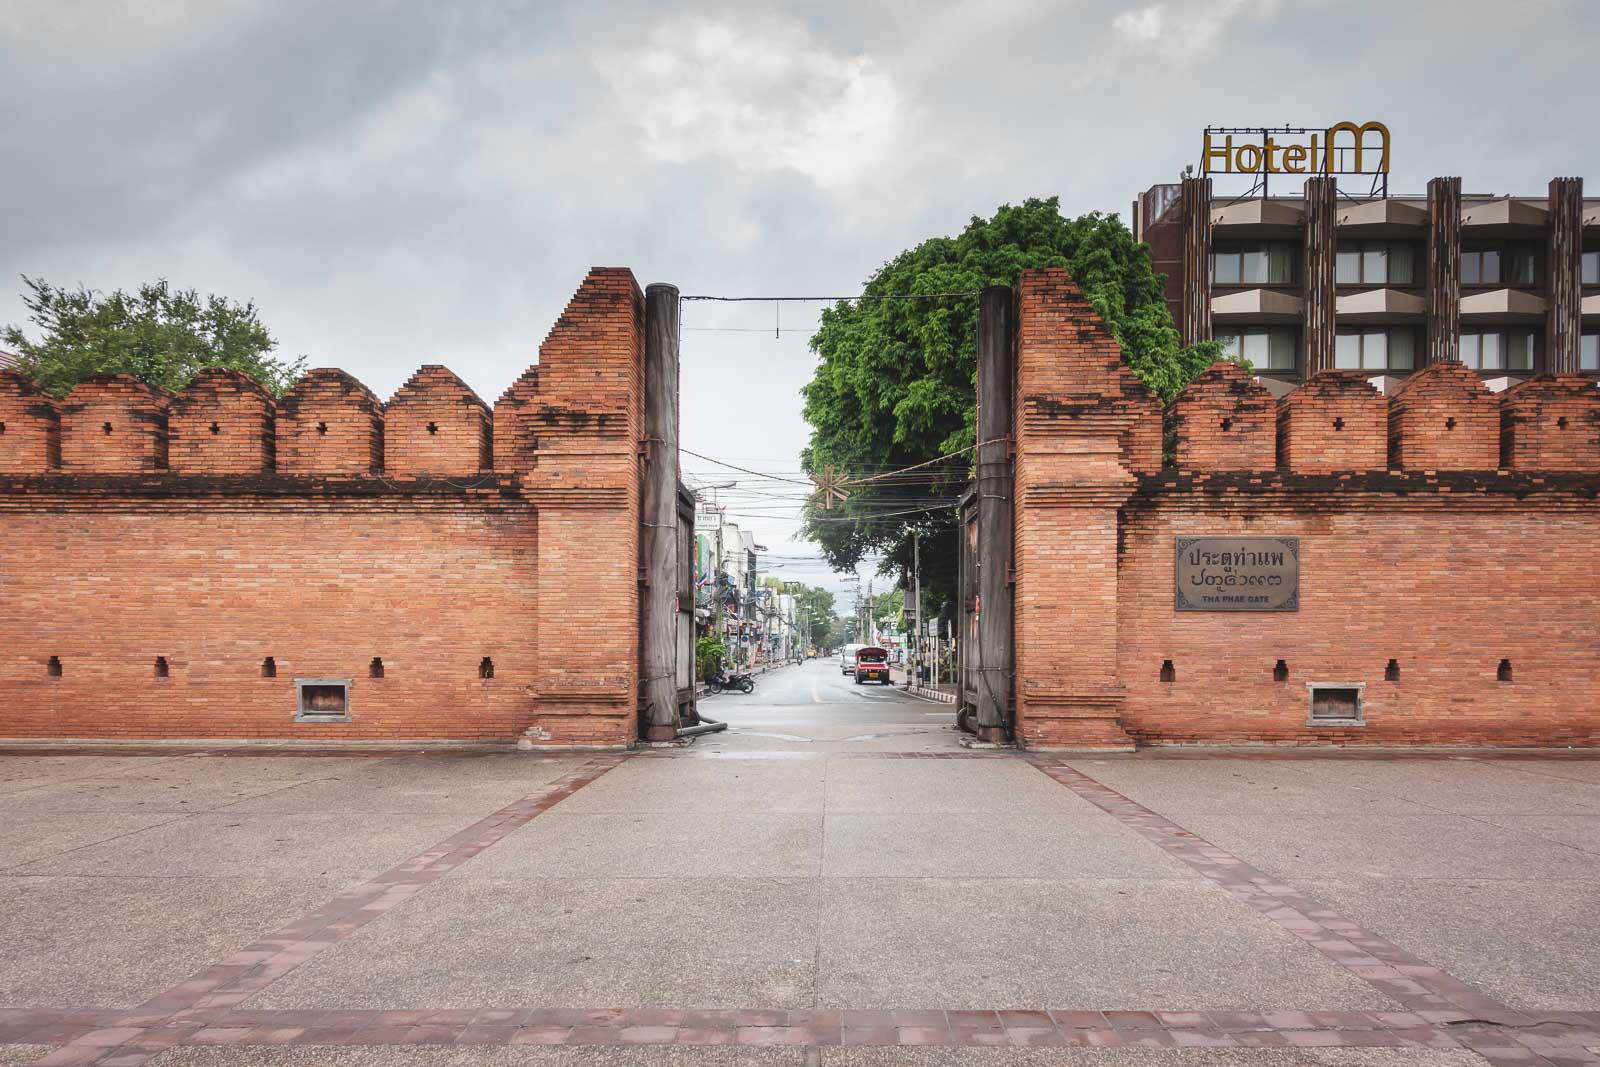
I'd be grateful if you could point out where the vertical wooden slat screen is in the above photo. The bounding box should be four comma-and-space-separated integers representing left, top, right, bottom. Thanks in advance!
1426, 176, 1462, 367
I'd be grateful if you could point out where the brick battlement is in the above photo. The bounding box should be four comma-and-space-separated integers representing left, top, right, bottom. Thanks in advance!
0, 268, 646, 746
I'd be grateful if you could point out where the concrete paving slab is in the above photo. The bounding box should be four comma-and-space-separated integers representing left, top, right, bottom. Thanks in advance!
1062, 760, 1440, 816
554, 759, 825, 815
1295, 876, 1600, 1011
0, 754, 185, 789
821, 813, 1195, 879
467, 812, 824, 879
1483, 758, 1600, 786
149, 1047, 810, 1065
824, 760, 1083, 815
14, 812, 467, 880
0, 809, 184, 869
0, 874, 349, 1007
817, 878, 1395, 1010
1175, 812, 1600, 879
1322, 760, 1600, 816
251, 877, 822, 1010
1476, 814, 1600, 856
0, 758, 364, 813
217, 758, 586, 815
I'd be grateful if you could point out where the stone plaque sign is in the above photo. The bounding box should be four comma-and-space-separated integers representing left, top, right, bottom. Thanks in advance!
1174, 537, 1299, 612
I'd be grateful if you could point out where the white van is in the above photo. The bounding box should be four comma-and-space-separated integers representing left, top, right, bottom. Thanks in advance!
840, 643, 864, 676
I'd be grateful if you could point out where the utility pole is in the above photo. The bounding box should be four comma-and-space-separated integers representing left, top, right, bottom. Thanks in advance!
912, 529, 922, 688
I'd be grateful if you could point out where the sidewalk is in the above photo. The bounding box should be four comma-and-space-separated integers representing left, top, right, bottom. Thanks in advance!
892, 664, 957, 704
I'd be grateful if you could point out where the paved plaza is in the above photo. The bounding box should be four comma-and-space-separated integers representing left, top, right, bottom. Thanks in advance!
2, 662, 1598, 1065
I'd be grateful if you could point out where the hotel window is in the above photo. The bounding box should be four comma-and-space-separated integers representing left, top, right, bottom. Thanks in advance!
1217, 326, 1297, 371
1583, 251, 1600, 286
1460, 328, 1538, 372
1582, 332, 1599, 372
1461, 245, 1539, 286
1210, 241, 1296, 286
1335, 241, 1416, 286
1334, 327, 1417, 371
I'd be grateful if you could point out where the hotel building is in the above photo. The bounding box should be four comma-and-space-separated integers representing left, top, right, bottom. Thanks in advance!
1134, 161, 1597, 395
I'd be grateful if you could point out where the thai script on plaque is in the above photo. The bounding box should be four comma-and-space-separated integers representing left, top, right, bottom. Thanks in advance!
1174, 537, 1299, 612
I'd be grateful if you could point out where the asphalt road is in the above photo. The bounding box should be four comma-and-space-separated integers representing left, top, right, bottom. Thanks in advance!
694, 658, 961, 752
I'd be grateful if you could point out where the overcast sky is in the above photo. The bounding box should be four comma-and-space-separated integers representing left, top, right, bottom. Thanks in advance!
4, 0, 1597, 600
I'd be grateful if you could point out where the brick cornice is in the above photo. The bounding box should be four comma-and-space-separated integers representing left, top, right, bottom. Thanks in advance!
1130, 469, 1600, 512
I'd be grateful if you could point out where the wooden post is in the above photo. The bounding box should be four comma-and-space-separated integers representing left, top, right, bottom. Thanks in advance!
1302, 176, 1337, 375
642, 283, 680, 741
1547, 177, 1583, 374
1179, 176, 1213, 346
974, 285, 1015, 742
1426, 176, 1462, 366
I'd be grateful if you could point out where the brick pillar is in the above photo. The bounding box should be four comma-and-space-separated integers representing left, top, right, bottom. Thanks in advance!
1426, 177, 1462, 366
1009, 268, 1160, 751
1302, 176, 1337, 375
1179, 176, 1212, 346
1547, 177, 1583, 374
511, 268, 646, 748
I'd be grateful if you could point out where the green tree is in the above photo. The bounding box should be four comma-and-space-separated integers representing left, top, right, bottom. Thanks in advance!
799, 197, 1222, 589
783, 582, 838, 648
3, 276, 306, 398
695, 636, 726, 684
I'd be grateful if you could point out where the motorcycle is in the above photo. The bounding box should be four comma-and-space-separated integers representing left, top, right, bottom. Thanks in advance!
708, 668, 755, 694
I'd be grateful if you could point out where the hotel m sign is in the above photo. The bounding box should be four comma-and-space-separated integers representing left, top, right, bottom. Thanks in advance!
1202, 122, 1390, 176
1175, 537, 1300, 612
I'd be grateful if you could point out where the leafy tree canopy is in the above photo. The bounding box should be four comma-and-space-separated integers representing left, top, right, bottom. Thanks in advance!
799, 197, 1222, 587
3, 276, 306, 398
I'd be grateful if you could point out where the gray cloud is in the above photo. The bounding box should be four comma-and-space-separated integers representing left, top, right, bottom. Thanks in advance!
4, 0, 1597, 594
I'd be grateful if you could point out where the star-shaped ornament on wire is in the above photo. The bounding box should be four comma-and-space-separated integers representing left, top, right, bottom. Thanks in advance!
809, 465, 851, 510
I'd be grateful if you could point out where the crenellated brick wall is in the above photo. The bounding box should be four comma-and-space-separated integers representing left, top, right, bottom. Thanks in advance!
0, 268, 645, 746
384, 365, 491, 476
169, 368, 275, 474
0, 370, 60, 472
1011, 267, 1600, 749
1167, 361, 1276, 471
275, 368, 384, 475
1276, 371, 1387, 473
1500, 375, 1600, 471
1387, 360, 1500, 470
60, 375, 171, 473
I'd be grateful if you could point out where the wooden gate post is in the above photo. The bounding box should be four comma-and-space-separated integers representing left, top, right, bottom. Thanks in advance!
973, 285, 1015, 742
641, 283, 681, 741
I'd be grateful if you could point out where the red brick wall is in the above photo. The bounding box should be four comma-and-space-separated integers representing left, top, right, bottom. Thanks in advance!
169, 368, 275, 474
1500, 375, 1600, 471
1012, 267, 1600, 749
60, 375, 170, 473
275, 369, 383, 475
0, 268, 645, 746
1118, 491, 1600, 745
0, 370, 60, 472
0, 496, 538, 740
1168, 361, 1276, 471
1388, 360, 1500, 470
1277, 371, 1387, 473
385, 365, 491, 476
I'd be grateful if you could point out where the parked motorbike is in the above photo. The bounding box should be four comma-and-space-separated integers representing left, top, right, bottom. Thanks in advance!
708, 668, 755, 694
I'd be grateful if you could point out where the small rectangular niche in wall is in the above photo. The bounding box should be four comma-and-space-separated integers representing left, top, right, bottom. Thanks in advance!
262, 657, 276, 678
295, 678, 352, 722
369, 657, 384, 679
1159, 659, 1174, 683
154, 656, 169, 679
1306, 683, 1364, 726
47, 655, 62, 677
479, 657, 495, 680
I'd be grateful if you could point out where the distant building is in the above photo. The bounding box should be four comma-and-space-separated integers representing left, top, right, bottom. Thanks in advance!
1134, 124, 1596, 395
0, 350, 18, 371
